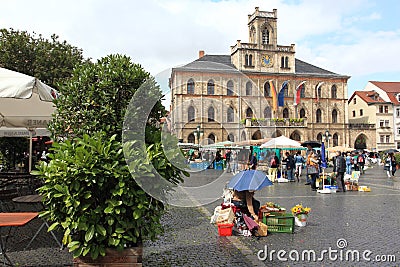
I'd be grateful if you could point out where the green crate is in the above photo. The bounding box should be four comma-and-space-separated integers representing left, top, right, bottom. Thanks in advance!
263, 213, 294, 233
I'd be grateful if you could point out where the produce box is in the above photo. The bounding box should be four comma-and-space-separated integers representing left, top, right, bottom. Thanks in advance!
263, 212, 294, 233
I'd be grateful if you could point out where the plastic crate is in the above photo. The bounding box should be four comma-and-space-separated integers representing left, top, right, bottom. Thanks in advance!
263, 213, 294, 233
217, 223, 234, 236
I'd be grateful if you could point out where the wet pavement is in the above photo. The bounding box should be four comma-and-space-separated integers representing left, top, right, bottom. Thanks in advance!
4, 164, 400, 266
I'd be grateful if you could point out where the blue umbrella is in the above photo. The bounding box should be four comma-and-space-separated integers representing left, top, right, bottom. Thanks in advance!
227, 170, 273, 191
321, 141, 327, 168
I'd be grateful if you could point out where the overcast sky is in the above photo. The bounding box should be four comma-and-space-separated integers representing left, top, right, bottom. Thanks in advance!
1, 0, 400, 104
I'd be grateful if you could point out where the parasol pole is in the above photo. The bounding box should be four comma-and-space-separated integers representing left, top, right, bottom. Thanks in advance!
28, 129, 33, 173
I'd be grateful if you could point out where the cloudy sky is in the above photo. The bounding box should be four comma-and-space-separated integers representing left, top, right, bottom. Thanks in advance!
1, 0, 400, 103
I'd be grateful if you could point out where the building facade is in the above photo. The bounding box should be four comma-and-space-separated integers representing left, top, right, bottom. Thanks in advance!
169, 7, 350, 147
349, 81, 400, 151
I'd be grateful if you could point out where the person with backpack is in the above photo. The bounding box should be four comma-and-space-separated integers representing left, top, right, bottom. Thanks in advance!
357, 151, 365, 174
268, 153, 279, 182
333, 150, 347, 192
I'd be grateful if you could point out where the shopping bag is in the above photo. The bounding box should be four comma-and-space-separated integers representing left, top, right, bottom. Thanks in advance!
255, 221, 268, 237
216, 207, 235, 224
307, 165, 318, 174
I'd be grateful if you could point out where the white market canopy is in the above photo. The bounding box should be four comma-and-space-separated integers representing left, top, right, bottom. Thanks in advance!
0, 67, 58, 171
260, 135, 302, 149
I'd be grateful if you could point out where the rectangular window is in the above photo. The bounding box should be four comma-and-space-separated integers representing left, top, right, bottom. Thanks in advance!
385, 120, 390, 127
384, 105, 389, 113
352, 111, 356, 117
398, 128, 400, 135
386, 135, 390, 143
379, 105, 383, 113
397, 108, 400, 117
359, 109, 363, 116
380, 120, 384, 127
380, 135, 385, 143
353, 98, 356, 104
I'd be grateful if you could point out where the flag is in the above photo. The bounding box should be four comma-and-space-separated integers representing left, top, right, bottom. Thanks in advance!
320, 141, 327, 168
315, 82, 324, 103
270, 80, 277, 111
278, 81, 288, 107
294, 81, 306, 106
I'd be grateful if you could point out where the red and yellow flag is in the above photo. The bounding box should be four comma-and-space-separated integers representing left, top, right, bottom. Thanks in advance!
269, 80, 277, 111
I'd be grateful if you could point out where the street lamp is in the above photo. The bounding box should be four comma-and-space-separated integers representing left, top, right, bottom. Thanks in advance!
194, 125, 203, 150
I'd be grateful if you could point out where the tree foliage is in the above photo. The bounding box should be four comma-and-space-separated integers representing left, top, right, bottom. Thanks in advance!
0, 28, 85, 88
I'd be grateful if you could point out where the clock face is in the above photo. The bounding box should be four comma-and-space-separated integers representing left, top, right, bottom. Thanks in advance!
262, 55, 273, 67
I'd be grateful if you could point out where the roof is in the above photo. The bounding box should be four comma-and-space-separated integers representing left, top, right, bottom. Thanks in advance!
348, 90, 388, 104
370, 81, 400, 104
173, 54, 348, 78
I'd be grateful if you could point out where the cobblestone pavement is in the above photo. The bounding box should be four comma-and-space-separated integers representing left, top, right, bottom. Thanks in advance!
5, 164, 400, 266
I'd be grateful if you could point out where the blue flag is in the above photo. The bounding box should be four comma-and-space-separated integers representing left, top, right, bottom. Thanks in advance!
321, 141, 327, 168
278, 81, 288, 107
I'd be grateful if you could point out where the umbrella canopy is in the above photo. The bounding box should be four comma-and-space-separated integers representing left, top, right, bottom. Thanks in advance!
261, 135, 301, 149
383, 149, 399, 154
227, 170, 273, 191
301, 140, 321, 148
326, 146, 353, 153
0, 67, 57, 172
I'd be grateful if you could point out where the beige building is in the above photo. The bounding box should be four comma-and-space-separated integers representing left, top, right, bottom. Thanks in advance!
169, 7, 350, 147
349, 81, 400, 151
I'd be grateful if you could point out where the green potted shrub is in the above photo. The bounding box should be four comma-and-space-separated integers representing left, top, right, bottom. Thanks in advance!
33, 54, 186, 265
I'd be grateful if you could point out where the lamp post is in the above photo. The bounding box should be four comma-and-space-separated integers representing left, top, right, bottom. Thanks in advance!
194, 125, 203, 150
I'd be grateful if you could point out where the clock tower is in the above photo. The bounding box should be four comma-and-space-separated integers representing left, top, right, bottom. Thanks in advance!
230, 7, 295, 74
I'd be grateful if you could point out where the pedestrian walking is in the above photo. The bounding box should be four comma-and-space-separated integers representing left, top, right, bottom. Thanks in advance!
333, 151, 346, 192
225, 149, 232, 173
345, 152, 352, 175
249, 152, 258, 170
268, 153, 279, 182
294, 151, 305, 182
285, 151, 295, 182
384, 153, 397, 178
230, 150, 238, 174
357, 151, 366, 174
306, 151, 319, 191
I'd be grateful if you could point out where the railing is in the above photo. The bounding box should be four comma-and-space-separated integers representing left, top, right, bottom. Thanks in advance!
348, 123, 375, 129
245, 118, 306, 127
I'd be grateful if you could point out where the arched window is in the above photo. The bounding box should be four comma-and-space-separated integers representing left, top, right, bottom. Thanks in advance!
208, 106, 215, 122
331, 85, 337, 99
245, 54, 249, 66
316, 109, 322, 123
290, 131, 301, 141
282, 82, 289, 97
187, 79, 195, 94
332, 109, 338, 123
285, 57, 289, 68
333, 133, 339, 147
317, 86, 322, 99
317, 133, 323, 143
264, 106, 271, 118
227, 106, 234, 122
246, 107, 253, 118
252, 130, 261, 140
283, 108, 289, 118
188, 106, 195, 122
188, 133, 195, 143
241, 131, 246, 141
299, 108, 306, 118
262, 28, 269, 44
264, 82, 270, 97
300, 85, 306, 98
281, 57, 284, 68
208, 133, 215, 144
246, 81, 252, 96
250, 26, 256, 43
207, 80, 214, 95
249, 55, 253, 66
227, 80, 234, 96
228, 133, 235, 142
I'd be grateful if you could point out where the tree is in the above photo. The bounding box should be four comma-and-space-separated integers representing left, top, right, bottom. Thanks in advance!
0, 28, 85, 88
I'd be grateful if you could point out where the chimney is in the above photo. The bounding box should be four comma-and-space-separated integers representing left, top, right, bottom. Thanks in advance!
199, 50, 205, 58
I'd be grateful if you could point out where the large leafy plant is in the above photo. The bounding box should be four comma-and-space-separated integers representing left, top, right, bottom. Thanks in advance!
33, 54, 186, 259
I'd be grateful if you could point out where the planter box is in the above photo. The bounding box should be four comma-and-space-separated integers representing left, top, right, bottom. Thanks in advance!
73, 247, 142, 267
